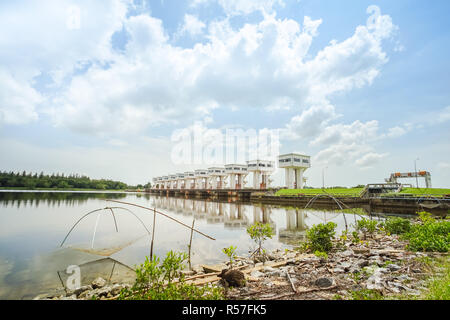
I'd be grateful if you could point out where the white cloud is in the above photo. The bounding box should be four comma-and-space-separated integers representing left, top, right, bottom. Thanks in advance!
179, 14, 206, 37
355, 152, 389, 168
0, 69, 42, 125
191, 0, 285, 16
386, 126, 407, 138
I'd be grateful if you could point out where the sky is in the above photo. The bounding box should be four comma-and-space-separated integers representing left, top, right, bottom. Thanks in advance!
0, 0, 449, 187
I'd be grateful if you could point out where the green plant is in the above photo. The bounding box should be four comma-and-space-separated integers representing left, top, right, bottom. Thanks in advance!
382, 217, 411, 235
314, 250, 328, 261
305, 222, 337, 253
119, 251, 224, 300
222, 246, 237, 269
247, 222, 273, 261
418, 211, 435, 224
350, 289, 383, 300
355, 218, 378, 239
403, 218, 450, 252
351, 231, 360, 244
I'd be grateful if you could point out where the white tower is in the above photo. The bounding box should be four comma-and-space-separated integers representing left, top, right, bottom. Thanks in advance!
184, 172, 195, 190
246, 160, 275, 189
207, 167, 227, 189
161, 176, 169, 189
278, 153, 311, 189
225, 164, 248, 190
194, 169, 208, 189
176, 173, 185, 189
169, 174, 178, 189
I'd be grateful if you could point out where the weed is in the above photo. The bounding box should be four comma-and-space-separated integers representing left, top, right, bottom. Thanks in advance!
305, 222, 337, 253
222, 246, 237, 269
119, 251, 224, 300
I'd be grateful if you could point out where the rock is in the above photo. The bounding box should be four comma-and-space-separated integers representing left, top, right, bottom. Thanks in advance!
341, 250, 354, 257
357, 259, 369, 268
111, 284, 125, 296
202, 264, 228, 273
67, 285, 92, 297
314, 277, 334, 288
218, 269, 246, 288
386, 264, 401, 271
192, 265, 204, 274
263, 266, 276, 273
250, 270, 265, 278
92, 277, 107, 289
180, 270, 196, 277
333, 267, 345, 273
339, 262, 352, 271
353, 248, 370, 255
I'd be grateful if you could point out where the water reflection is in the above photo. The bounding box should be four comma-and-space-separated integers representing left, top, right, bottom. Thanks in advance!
0, 191, 127, 209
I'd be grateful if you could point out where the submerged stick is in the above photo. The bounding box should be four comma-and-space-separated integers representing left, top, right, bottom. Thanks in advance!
188, 218, 195, 270
106, 200, 215, 241
150, 208, 156, 260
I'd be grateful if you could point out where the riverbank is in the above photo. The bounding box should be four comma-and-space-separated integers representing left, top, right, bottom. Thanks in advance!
0, 187, 137, 192
34, 232, 448, 300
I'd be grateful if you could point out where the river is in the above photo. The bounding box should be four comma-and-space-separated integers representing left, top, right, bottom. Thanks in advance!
0, 190, 378, 299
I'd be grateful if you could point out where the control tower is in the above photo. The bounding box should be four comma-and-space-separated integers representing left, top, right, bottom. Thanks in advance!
194, 169, 208, 189
207, 167, 227, 189
278, 153, 311, 189
184, 172, 195, 189
246, 160, 275, 189
225, 164, 248, 190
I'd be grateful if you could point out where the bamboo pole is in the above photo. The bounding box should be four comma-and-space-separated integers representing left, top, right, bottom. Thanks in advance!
106, 200, 215, 241
150, 208, 156, 260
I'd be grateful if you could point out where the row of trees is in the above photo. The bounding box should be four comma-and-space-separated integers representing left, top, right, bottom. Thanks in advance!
0, 171, 131, 190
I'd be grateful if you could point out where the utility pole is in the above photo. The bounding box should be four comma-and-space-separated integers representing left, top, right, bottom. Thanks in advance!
414, 158, 419, 188
322, 166, 328, 189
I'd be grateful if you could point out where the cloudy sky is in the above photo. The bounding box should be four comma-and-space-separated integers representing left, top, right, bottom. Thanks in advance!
1, 0, 449, 187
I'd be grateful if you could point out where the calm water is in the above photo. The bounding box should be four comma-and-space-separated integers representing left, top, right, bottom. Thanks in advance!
0, 191, 373, 299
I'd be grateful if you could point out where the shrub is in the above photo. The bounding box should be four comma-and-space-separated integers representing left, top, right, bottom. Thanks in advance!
305, 222, 337, 253
355, 218, 378, 239
403, 218, 450, 253
247, 222, 273, 260
382, 217, 411, 235
119, 251, 224, 300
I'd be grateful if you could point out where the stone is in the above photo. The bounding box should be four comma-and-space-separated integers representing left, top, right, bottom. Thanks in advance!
341, 250, 354, 257
333, 267, 345, 273
314, 277, 334, 288
387, 264, 401, 271
263, 266, 276, 273
92, 277, 107, 289
202, 264, 228, 273
67, 285, 92, 297
352, 248, 370, 255
250, 270, 265, 278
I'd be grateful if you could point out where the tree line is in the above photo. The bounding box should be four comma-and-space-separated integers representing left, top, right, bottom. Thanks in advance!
0, 171, 133, 190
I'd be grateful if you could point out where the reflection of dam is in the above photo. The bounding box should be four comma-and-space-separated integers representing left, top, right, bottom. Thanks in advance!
224, 203, 249, 229
151, 196, 280, 231
278, 209, 307, 245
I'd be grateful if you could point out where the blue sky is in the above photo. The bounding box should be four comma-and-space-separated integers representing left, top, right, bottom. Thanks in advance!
0, 0, 449, 187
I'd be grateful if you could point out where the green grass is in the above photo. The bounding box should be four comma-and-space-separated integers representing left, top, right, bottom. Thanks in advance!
275, 188, 364, 197
399, 188, 450, 197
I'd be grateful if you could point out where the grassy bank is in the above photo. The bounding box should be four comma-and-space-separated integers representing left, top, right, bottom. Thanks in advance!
275, 187, 450, 198
275, 188, 364, 197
